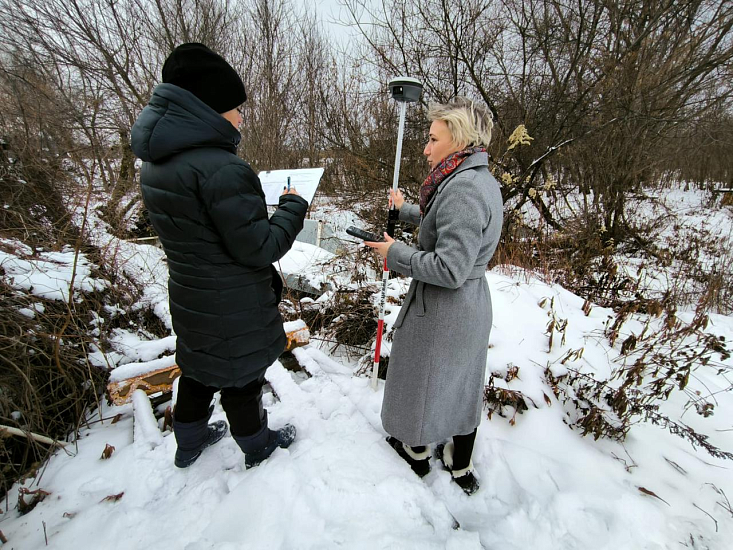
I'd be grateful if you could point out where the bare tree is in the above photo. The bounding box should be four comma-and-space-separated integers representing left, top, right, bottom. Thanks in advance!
338, 0, 733, 242
0, 0, 245, 232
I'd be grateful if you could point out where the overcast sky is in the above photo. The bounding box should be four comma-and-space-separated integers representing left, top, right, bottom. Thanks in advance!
299, 0, 373, 47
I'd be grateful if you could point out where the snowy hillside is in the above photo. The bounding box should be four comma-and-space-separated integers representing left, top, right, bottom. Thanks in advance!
1, 187, 732, 549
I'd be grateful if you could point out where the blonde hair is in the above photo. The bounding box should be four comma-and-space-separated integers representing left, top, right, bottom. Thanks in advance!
428, 97, 494, 149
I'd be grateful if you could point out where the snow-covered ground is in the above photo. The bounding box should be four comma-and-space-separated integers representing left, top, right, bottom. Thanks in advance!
1, 186, 732, 549
533, 181, 733, 311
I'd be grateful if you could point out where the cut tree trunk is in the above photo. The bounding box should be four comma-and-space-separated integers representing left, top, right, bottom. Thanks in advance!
107, 320, 310, 405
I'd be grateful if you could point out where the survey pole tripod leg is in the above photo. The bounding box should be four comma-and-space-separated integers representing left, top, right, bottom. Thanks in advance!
371, 77, 423, 391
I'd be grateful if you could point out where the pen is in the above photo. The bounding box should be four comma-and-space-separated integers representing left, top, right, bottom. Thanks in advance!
287, 177, 291, 191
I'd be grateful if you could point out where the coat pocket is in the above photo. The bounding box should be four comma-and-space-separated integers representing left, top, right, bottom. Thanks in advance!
394, 280, 426, 328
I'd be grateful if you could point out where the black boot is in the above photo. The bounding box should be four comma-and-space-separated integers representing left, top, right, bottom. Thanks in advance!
386, 436, 431, 478
173, 415, 228, 468
437, 442, 480, 495
233, 414, 297, 469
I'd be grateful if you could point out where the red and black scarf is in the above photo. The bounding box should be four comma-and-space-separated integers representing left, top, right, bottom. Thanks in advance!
419, 146, 486, 216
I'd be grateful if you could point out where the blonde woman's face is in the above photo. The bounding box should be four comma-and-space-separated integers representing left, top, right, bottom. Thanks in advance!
423, 120, 462, 170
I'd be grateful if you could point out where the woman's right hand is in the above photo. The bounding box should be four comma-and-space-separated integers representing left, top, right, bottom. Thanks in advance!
282, 186, 301, 196
389, 189, 405, 210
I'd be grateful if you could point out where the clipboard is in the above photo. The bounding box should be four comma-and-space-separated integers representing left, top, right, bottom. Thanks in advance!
259, 168, 324, 206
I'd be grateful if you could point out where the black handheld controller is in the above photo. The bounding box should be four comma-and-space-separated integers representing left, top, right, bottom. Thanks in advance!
346, 226, 385, 242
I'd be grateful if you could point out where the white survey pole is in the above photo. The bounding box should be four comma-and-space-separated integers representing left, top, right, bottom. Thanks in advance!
371, 77, 423, 391
392, 101, 407, 192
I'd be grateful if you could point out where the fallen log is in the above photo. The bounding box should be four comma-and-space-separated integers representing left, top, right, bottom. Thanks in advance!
106, 320, 310, 405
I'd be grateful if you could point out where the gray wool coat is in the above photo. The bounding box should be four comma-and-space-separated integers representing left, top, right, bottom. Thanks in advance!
382, 152, 503, 447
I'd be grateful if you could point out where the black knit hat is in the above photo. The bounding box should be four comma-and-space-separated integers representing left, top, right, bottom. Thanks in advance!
162, 43, 246, 113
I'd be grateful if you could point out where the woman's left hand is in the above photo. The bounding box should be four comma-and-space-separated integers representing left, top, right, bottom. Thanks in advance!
364, 233, 394, 258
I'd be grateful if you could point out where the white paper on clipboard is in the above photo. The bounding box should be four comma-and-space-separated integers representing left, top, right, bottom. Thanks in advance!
259, 168, 324, 206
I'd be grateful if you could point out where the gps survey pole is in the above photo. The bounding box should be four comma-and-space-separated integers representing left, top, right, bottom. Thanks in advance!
386, 77, 423, 236
371, 77, 423, 390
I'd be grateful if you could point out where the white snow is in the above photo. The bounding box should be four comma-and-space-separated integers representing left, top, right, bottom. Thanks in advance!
132, 390, 164, 449
283, 319, 308, 333
277, 240, 336, 290
0, 246, 108, 301
108, 354, 178, 383
1, 185, 732, 549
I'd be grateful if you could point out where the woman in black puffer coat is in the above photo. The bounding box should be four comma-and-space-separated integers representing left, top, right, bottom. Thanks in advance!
131, 43, 307, 469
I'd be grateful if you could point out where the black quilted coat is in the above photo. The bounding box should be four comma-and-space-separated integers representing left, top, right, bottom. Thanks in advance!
130, 83, 308, 387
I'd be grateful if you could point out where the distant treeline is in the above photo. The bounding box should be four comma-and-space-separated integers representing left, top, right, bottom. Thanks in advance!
0, 0, 731, 244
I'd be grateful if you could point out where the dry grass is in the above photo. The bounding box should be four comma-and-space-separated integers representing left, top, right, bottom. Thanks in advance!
0, 278, 105, 500
492, 205, 733, 315
0, 254, 170, 503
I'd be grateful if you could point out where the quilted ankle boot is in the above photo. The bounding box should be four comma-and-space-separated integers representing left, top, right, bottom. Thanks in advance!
386, 437, 431, 478
437, 441, 480, 495
173, 416, 228, 468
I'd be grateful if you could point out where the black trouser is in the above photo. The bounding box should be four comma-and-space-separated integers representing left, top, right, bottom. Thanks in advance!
409, 428, 477, 470
174, 374, 266, 437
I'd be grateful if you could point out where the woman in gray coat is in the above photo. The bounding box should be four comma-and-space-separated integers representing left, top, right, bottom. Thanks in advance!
366, 97, 502, 495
